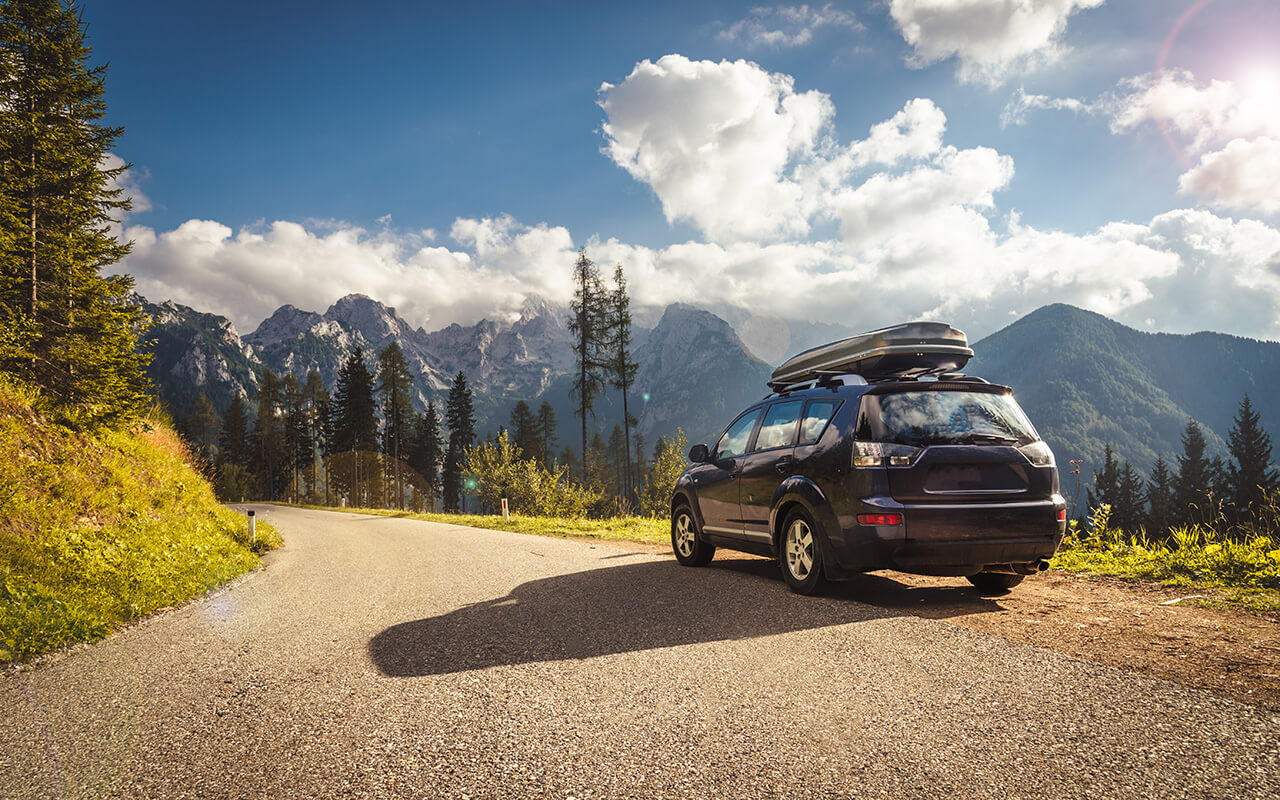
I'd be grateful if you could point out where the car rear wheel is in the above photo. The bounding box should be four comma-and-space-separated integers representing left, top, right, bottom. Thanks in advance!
672, 505, 714, 567
967, 572, 1025, 593
780, 508, 826, 595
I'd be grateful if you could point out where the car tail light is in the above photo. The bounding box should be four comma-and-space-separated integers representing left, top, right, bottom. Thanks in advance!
1056, 509, 1067, 522
852, 441, 921, 468
857, 513, 903, 526
1018, 440, 1056, 467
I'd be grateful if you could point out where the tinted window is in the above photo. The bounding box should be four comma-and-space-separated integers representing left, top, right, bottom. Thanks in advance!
753, 401, 803, 451
715, 409, 763, 459
861, 390, 1038, 447
799, 400, 839, 445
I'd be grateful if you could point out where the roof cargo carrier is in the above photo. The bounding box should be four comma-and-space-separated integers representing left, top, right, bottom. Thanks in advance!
768, 321, 972, 390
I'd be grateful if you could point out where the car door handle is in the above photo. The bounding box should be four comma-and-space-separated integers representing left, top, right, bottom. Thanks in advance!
775, 457, 794, 473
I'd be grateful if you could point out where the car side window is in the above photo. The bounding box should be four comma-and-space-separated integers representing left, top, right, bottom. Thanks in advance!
799, 400, 840, 445
714, 409, 764, 460
752, 401, 804, 452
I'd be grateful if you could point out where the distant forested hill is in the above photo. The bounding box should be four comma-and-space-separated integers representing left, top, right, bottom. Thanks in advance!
968, 304, 1280, 480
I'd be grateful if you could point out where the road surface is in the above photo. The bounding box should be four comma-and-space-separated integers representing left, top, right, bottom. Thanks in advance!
2, 505, 1277, 799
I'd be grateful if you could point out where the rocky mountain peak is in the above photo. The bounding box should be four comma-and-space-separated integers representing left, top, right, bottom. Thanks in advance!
245, 304, 323, 347
324, 294, 412, 343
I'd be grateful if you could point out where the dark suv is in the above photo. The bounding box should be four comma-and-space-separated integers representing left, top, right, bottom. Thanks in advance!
670, 374, 1067, 594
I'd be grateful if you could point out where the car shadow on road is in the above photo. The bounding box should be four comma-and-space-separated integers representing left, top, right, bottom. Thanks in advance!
369, 557, 1003, 677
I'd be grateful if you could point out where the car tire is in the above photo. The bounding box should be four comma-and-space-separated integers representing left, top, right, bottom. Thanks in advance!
672, 504, 714, 567
967, 572, 1025, 593
780, 508, 826, 595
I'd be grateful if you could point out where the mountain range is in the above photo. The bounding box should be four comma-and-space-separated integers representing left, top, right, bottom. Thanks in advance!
135, 294, 1280, 482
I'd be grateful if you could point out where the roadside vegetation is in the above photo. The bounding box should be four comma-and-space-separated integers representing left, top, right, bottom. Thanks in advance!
1054, 499, 1280, 610
0, 3, 280, 663
0, 379, 281, 662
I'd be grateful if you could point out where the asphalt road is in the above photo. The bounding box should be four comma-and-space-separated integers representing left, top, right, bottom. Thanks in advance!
2, 505, 1277, 799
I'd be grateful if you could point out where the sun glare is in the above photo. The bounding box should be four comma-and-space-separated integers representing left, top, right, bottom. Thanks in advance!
1239, 64, 1280, 101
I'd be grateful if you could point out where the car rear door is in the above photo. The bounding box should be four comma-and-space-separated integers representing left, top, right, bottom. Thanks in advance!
737, 400, 804, 543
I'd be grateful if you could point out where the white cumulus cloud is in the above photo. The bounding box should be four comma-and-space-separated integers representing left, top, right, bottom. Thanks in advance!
888, 0, 1105, 85
119, 55, 1280, 344
598, 54, 835, 243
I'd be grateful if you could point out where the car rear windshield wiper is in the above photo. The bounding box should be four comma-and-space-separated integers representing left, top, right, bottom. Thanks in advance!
958, 433, 1021, 445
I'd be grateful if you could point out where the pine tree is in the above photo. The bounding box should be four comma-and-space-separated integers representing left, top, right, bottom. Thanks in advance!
1227, 394, 1278, 517
509, 400, 538, 459
0, 0, 149, 425
376, 342, 414, 510
1174, 418, 1211, 527
568, 249, 607, 482
606, 264, 640, 500
1113, 461, 1145, 533
1085, 443, 1119, 518
409, 401, 443, 508
535, 400, 557, 468
442, 371, 475, 512
281, 373, 311, 500
1145, 455, 1175, 536
302, 369, 329, 501
251, 369, 286, 500
332, 348, 378, 505
214, 394, 252, 501
186, 391, 219, 467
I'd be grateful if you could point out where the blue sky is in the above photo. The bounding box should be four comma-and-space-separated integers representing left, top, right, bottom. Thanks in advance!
89, 1, 1280, 343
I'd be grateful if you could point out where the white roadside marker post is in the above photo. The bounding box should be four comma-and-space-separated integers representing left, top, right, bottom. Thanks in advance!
247, 509, 256, 546
501, 498, 509, 520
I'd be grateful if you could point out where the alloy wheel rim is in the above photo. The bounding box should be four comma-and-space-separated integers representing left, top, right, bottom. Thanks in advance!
675, 513, 695, 557
786, 519, 813, 580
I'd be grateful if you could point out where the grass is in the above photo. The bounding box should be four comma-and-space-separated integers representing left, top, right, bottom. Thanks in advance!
1052, 508, 1280, 611
287, 503, 670, 546
0, 378, 282, 663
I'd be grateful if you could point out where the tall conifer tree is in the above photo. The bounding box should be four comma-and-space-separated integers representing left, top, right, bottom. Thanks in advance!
442, 371, 475, 512
0, 0, 149, 424
535, 400, 557, 469
409, 401, 443, 508
1227, 394, 1278, 517
1145, 455, 1175, 536
1174, 418, 1211, 526
509, 400, 538, 459
607, 264, 639, 500
302, 369, 329, 501
332, 348, 377, 504
376, 342, 413, 509
568, 249, 606, 482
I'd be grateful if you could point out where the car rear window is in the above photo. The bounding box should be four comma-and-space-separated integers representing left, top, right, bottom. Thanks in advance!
753, 401, 803, 451
857, 390, 1038, 447
799, 400, 839, 445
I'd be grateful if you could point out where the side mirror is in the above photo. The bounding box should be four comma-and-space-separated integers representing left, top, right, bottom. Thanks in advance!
688, 444, 710, 463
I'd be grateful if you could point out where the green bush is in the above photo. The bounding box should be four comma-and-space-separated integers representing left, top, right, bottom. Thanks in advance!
465, 431, 604, 518
1054, 502, 1280, 608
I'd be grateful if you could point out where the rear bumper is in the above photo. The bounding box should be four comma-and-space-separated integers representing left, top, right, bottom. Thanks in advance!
824, 495, 1066, 579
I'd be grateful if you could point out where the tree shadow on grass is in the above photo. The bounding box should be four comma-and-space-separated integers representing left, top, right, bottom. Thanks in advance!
369, 556, 1003, 677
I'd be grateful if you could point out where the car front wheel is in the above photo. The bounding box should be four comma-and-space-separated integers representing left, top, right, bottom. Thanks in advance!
780, 508, 826, 595
672, 505, 714, 566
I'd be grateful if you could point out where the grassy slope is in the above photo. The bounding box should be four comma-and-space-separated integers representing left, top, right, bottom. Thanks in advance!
0, 380, 282, 662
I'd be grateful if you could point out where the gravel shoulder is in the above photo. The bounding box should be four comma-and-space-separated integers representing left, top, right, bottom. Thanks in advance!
2, 506, 1277, 800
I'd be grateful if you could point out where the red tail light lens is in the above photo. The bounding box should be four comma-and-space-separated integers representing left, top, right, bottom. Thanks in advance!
857, 513, 903, 526
1056, 509, 1067, 522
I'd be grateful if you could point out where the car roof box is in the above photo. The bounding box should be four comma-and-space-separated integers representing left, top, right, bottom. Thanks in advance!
769, 322, 972, 390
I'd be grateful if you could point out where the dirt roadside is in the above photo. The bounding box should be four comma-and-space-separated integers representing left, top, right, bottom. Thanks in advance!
583, 536, 1280, 711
